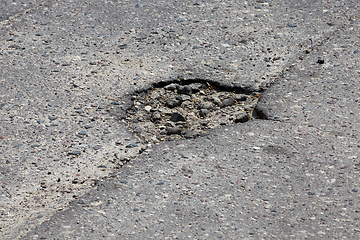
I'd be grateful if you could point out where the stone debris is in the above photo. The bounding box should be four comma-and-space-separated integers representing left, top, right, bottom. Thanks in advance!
124, 81, 259, 143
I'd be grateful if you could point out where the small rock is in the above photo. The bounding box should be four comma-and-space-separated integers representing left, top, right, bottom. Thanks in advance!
181, 95, 191, 101
68, 151, 81, 156
234, 112, 250, 123
126, 143, 138, 148
167, 127, 182, 135
181, 130, 199, 139
221, 97, 235, 107
170, 112, 186, 122
317, 58, 325, 64
199, 109, 208, 117
144, 106, 152, 112
181, 165, 194, 174
166, 96, 182, 108
177, 85, 192, 95
164, 83, 178, 91
198, 101, 213, 110
48, 116, 57, 121
94, 146, 102, 150
78, 131, 87, 135
151, 111, 162, 121
189, 83, 203, 92
208, 96, 222, 106
244, 105, 254, 111
287, 23, 297, 27
234, 94, 247, 101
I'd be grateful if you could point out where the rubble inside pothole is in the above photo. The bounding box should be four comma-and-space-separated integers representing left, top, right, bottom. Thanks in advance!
123, 81, 261, 143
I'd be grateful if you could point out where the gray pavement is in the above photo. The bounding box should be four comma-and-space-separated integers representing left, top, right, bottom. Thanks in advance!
0, 0, 359, 239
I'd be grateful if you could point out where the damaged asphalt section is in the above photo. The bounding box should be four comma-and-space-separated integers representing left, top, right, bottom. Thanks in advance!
120, 79, 260, 143
0, 0, 360, 239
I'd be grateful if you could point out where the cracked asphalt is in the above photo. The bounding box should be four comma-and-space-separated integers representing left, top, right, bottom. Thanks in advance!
0, 0, 360, 239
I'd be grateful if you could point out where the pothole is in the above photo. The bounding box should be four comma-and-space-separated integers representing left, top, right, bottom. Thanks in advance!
119, 80, 262, 144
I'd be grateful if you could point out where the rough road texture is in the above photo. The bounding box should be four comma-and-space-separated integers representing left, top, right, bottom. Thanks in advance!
0, 0, 359, 239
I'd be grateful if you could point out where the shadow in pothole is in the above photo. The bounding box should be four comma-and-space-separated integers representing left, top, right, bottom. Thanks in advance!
111, 79, 263, 144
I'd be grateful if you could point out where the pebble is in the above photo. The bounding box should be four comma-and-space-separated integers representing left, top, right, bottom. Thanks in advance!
93, 146, 102, 150
208, 96, 222, 106
167, 127, 182, 135
199, 101, 213, 110
317, 58, 325, 64
189, 83, 203, 92
164, 84, 177, 90
287, 23, 297, 27
151, 111, 162, 121
126, 143, 138, 148
166, 96, 182, 108
199, 109, 208, 117
170, 112, 186, 122
235, 112, 250, 123
244, 105, 254, 111
68, 151, 81, 156
234, 94, 247, 101
48, 116, 57, 121
181, 130, 199, 139
144, 106, 152, 112
221, 97, 235, 107
177, 85, 192, 95
181, 95, 191, 101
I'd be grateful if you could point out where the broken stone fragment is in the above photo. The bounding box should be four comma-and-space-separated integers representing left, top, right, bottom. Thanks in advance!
166, 127, 182, 135
207, 96, 222, 106
189, 83, 203, 93
181, 130, 199, 139
221, 97, 235, 107
164, 83, 178, 91
181, 95, 191, 101
166, 96, 182, 108
199, 109, 208, 117
234, 112, 250, 123
198, 101, 213, 110
234, 94, 247, 101
177, 85, 192, 95
151, 111, 161, 121
170, 112, 186, 122
181, 100, 194, 110
144, 105, 152, 112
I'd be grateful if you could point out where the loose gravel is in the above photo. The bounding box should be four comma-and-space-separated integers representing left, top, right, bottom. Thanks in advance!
123, 80, 261, 143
